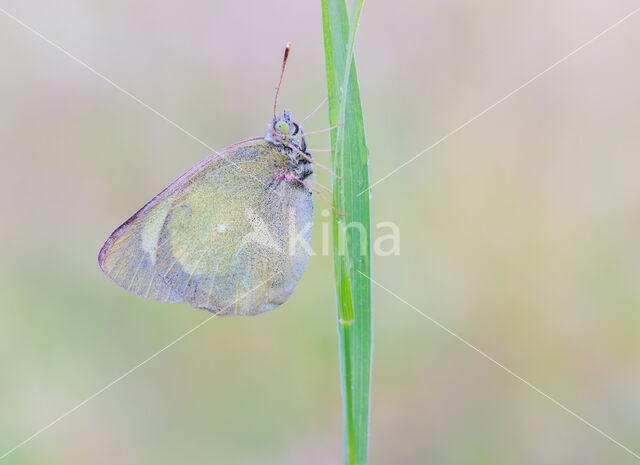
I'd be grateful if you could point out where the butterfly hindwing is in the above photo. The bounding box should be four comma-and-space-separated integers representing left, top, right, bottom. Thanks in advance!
156, 140, 313, 315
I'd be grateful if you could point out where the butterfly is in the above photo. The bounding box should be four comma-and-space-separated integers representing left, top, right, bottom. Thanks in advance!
98, 44, 338, 316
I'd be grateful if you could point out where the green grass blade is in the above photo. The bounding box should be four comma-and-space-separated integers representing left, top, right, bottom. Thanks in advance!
321, 1, 372, 464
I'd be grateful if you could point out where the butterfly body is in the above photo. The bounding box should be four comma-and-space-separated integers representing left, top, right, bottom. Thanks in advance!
99, 111, 315, 316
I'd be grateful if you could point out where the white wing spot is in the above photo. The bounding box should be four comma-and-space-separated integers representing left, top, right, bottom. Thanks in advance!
216, 223, 227, 234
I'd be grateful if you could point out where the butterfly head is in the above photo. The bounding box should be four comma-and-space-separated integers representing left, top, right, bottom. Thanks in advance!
265, 110, 307, 153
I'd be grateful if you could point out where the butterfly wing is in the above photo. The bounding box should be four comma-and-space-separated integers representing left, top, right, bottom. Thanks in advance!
97, 161, 202, 305
98, 139, 313, 316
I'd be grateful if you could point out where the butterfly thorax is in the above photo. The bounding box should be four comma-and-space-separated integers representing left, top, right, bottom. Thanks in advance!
265, 110, 313, 181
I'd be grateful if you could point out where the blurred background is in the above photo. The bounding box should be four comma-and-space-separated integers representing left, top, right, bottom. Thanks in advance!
1, 0, 640, 463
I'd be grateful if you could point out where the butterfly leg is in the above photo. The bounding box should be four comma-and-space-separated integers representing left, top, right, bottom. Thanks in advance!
282, 172, 344, 216
301, 123, 343, 136
299, 96, 328, 127
312, 180, 332, 194
287, 144, 343, 180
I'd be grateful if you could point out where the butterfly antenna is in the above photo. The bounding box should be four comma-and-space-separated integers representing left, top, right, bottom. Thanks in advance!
274, 42, 292, 119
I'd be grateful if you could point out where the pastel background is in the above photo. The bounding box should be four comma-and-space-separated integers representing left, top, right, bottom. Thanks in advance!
2, 1, 640, 464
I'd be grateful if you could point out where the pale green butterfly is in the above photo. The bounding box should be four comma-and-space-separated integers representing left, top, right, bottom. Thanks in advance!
98, 44, 340, 316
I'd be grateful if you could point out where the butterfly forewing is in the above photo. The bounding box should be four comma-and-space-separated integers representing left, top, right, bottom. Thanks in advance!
99, 140, 313, 316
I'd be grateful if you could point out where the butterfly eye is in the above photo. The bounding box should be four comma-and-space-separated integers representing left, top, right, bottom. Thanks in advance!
291, 122, 299, 135
275, 120, 290, 135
